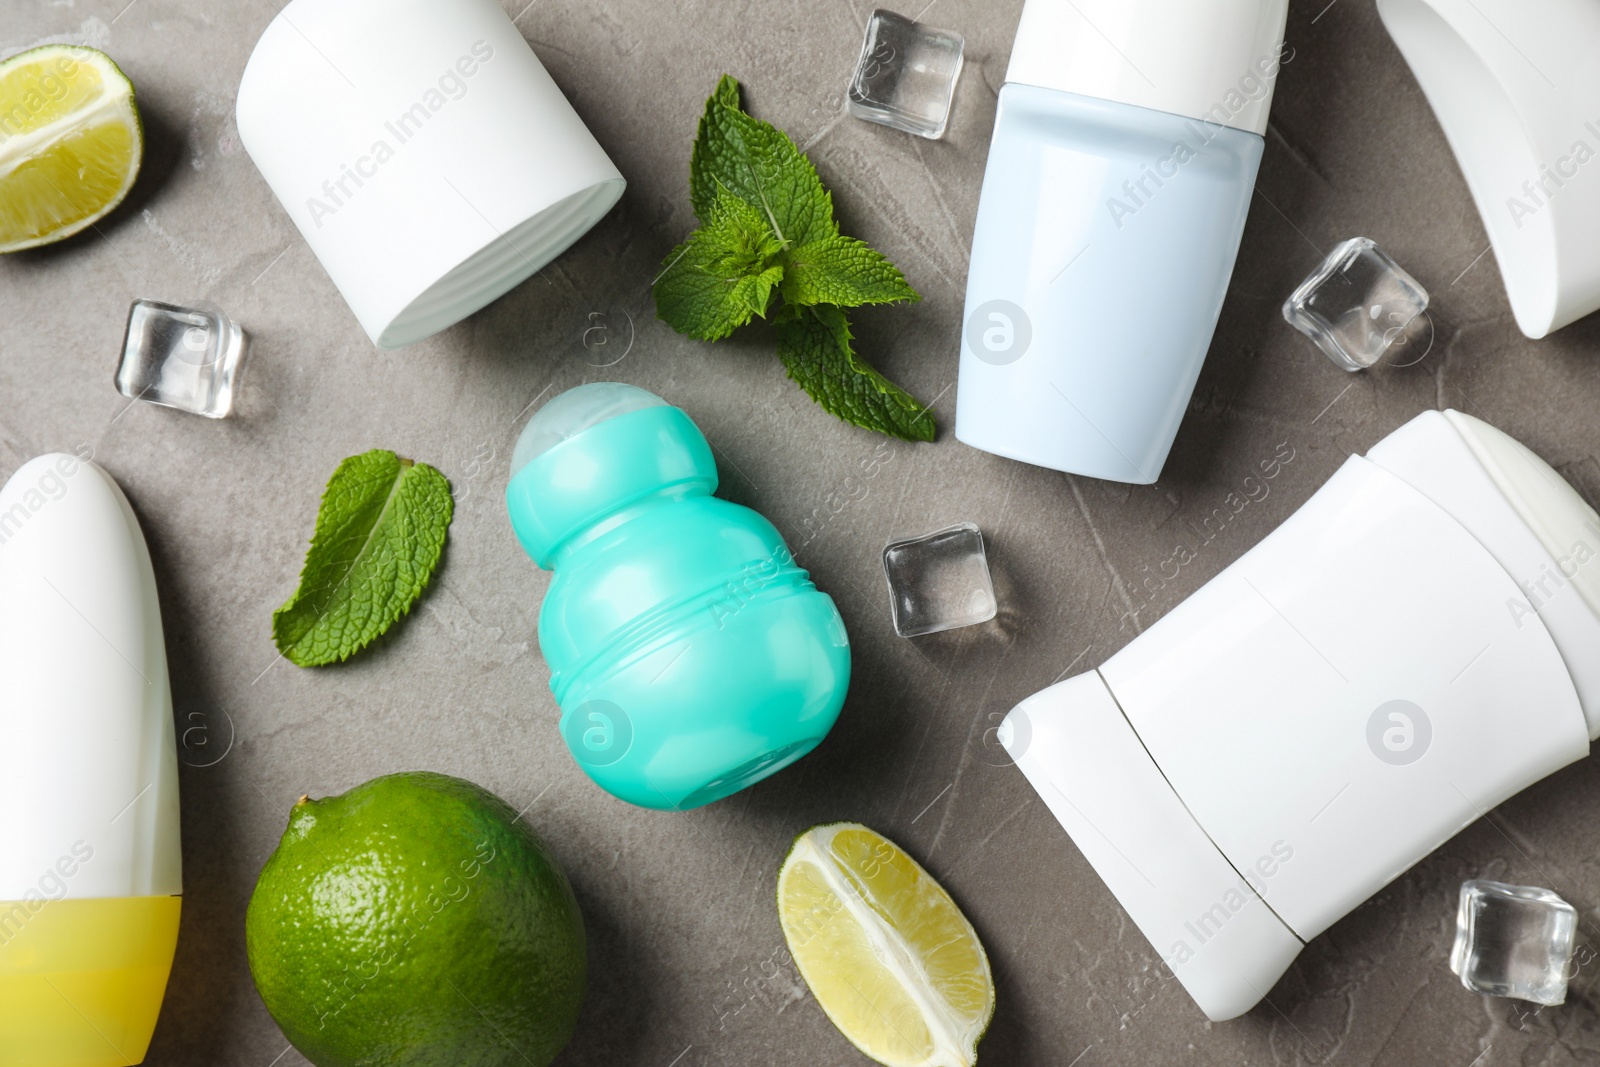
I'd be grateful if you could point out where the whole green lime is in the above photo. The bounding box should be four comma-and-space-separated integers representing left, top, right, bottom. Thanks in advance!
245, 772, 586, 1067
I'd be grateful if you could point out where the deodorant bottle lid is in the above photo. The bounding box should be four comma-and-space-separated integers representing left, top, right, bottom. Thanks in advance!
236, 0, 626, 349
509, 382, 668, 476
505, 383, 717, 568
1006, 0, 1290, 136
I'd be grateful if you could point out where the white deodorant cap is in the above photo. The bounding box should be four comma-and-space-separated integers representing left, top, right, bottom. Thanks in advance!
1378, 0, 1600, 338
1001, 672, 1303, 1021
0, 456, 181, 902
1005, 0, 1290, 136
236, 0, 625, 349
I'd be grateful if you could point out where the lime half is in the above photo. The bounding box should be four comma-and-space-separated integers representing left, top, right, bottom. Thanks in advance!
0, 45, 141, 253
778, 822, 995, 1067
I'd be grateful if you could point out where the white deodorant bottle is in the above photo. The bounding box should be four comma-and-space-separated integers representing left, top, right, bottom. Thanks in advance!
1003, 410, 1600, 1019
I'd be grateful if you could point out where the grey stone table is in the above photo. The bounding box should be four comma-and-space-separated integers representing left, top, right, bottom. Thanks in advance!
5, 1, 1600, 1065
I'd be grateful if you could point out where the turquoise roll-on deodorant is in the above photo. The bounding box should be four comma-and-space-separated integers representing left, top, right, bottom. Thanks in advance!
505, 384, 851, 810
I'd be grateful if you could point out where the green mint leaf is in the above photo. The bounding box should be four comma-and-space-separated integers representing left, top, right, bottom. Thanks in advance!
655, 190, 786, 341
273, 450, 453, 667
780, 235, 920, 309
689, 74, 836, 249
774, 306, 935, 442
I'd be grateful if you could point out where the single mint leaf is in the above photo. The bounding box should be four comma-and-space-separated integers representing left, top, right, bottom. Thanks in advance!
273, 450, 453, 667
655, 190, 786, 341
774, 306, 935, 442
690, 74, 836, 249
780, 236, 920, 309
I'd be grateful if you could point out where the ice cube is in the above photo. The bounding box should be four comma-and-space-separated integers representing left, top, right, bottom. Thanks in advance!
1450, 879, 1577, 1006
882, 522, 997, 637
847, 9, 965, 140
1282, 237, 1429, 371
115, 299, 247, 418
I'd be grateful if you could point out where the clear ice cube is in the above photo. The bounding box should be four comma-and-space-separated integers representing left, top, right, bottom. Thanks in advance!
847, 9, 965, 140
115, 299, 247, 418
882, 522, 997, 637
1282, 237, 1429, 371
1450, 879, 1577, 1006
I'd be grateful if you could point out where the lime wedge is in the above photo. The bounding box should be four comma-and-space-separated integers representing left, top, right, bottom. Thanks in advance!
0, 45, 141, 253
777, 822, 995, 1067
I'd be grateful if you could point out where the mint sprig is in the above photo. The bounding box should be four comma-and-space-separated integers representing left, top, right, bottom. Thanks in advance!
273, 450, 454, 667
655, 75, 933, 442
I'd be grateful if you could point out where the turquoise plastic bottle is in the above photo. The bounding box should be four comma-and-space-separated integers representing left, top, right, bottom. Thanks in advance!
504, 384, 851, 810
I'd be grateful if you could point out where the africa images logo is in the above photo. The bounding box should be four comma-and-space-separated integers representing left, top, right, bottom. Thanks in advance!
965, 299, 1032, 365
304, 40, 496, 229
1367, 700, 1431, 766
563, 699, 632, 768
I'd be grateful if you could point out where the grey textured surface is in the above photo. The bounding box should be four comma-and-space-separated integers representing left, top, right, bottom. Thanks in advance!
5, 1, 1600, 1065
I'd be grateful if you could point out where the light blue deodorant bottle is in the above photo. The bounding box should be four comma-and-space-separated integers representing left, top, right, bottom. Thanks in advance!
505, 384, 851, 810
956, 0, 1290, 483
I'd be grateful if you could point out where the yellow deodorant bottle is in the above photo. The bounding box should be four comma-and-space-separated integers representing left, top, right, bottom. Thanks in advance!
0, 455, 182, 1067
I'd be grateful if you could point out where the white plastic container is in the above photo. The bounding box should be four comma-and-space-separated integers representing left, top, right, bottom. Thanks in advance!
1002, 410, 1600, 1019
236, 0, 626, 349
0, 454, 183, 1065
1378, 0, 1600, 339
956, 0, 1290, 482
